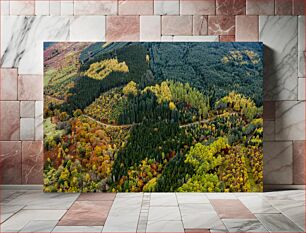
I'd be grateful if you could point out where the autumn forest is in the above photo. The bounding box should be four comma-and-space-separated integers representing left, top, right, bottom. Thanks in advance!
43, 42, 263, 192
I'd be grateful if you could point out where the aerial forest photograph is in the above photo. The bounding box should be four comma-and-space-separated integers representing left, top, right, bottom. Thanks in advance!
43, 42, 263, 193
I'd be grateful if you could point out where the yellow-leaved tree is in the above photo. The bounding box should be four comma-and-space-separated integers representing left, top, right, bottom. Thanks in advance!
123, 81, 138, 96
178, 137, 227, 192
84, 58, 129, 80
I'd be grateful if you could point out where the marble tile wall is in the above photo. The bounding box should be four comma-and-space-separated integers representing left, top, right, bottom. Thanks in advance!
0, 0, 305, 186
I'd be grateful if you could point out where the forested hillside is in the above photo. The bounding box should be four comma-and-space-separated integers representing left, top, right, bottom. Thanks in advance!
43, 42, 263, 192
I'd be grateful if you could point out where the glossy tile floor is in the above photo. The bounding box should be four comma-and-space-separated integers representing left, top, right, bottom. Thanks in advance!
0, 189, 304, 232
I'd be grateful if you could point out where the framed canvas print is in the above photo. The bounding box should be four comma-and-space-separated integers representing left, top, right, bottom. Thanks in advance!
43, 42, 263, 192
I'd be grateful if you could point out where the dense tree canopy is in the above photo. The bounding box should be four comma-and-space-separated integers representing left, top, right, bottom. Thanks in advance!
43, 42, 263, 192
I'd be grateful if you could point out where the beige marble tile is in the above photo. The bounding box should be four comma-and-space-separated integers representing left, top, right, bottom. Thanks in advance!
268, 199, 305, 230
74, 1, 117, 15
150, 193, 178, 206
1, 209, 66, 232
275, 101, 305, 140
162, 16, 192, 36
35, 1, 50, 15
216, 0, 246, 15
22, 141, 43, 184
148, 206, 181, 221
263, 141, 293, 184
115, 192, 143, 199
172, 35, 219, 42
161, 35, 174, 41
210, 199, 256, 219
1, 0, 10, 15
262, 190, 305, 201
263, 120, 275, 141
35, 115, 43, 141
61, 1, 73, 15
298, 78, 305, 100
0, 68, 18, 100
146, 220, 184, 233
78, 193, 116, 201
1, 16, 70, 74
70, 16, 106, 42
298, 16, 305, 78
8, 191, 79, 209
176, 193, 210, 204
193, 16, 208, 35
20, 220, 58, 232
223, 219, 268, 232
180, 204, 219, 229
256, 213, 303, 232
35, 101, 43, 118
0, 101, 20, 140
106, 16, 140, 41
208, 16, 235, 35
103, 205, 141, 232
18, 75, 43, 100
275, 0, 293, 15
180, 0, 215, 15
119, 0, 153, 15
219, 35, 235, 42
238, 196, 279, 214
1, 204, 25, 223
260, 16, 298, 100
20, 101, 35, 118
53, 226, 104, 232
58, 201, 113, 226
0, 0, 10, 15
293, 0, 305, 15
20, 118, 35, 140
50, 1, 61, 16
293, 140, 305, 184
10, 0, 35, 15
35, 101, 43, 140
154, 0, 179, 15
0, 141, 22, 184
206, 193, 237, 199
246, 0, 275, 15
140, 16, 161, 41
236, 15, 259, 41
263, 101, 275, 120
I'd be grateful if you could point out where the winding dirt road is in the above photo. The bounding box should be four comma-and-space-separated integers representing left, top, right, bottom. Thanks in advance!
83, 114, 211, 129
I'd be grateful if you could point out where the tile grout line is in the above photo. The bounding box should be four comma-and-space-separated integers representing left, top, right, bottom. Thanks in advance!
255, 212, 305, 232
262, 196, 306, 231
136, 193, 150, 232
1, 190, 25, 203
49, 219, 59, 233
105, 194, 117, 228
175, 192, 185, 231
55, 192, 81, 225
207, 197, 229, 232
0, 197, 27, 226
